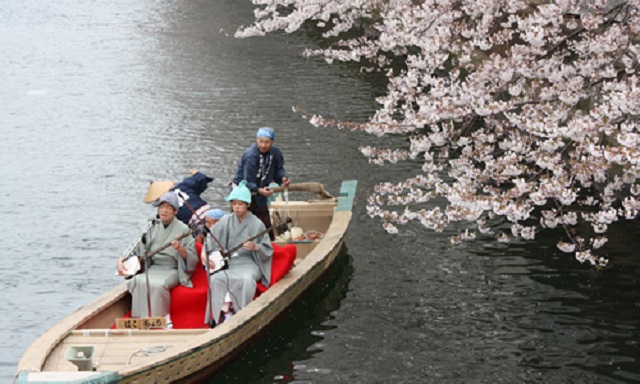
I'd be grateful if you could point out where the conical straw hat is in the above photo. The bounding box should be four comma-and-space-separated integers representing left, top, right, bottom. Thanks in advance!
144, 181, 175, 204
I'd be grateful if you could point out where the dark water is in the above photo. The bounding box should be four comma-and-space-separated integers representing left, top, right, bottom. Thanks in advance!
2, 1, 639, 383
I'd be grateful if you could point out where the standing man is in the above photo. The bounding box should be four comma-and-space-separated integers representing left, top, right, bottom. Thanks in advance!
233, 127, 291, 239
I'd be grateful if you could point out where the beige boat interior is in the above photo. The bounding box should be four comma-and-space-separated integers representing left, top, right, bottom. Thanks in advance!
37, 196, 338, 375
269, 199, 336, 260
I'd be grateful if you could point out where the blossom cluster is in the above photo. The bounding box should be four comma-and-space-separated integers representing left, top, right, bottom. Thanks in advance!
238, 0, 640, 267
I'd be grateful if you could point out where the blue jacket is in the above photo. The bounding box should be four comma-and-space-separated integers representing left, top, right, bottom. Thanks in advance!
233, 144, 287, 208
172, 171, 214, 224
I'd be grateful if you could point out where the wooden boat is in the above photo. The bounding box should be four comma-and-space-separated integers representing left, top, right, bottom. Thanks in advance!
15, 180, 357, 384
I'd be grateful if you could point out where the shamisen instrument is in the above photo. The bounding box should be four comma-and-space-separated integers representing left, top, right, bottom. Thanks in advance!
206, 216, 292, 274
118, 219, 155, 279
120, 223, 198, 279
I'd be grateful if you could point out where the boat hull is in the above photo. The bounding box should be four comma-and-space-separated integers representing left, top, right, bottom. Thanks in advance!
15, 180, 356, 384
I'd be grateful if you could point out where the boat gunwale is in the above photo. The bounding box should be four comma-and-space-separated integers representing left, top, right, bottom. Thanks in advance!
16, 180, 356, 383
117, 209, 352, 380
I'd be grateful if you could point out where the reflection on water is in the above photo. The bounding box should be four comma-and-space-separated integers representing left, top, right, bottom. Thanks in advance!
208, 247, 354, 383
455, 226, 640, 383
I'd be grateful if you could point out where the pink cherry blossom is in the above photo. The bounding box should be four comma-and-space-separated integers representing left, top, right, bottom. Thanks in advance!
239, 0, 640, 266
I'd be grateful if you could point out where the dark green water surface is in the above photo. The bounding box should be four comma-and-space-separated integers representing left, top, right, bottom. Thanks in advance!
2, 1, 639, 382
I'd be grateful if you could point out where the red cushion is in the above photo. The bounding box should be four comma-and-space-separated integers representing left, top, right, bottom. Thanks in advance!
115, 242, 297, 329
255, 243, 297, 297
169, 242, 209, 328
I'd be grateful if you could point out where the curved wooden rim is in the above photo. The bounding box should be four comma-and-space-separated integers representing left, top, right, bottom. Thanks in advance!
270, 182, 335, 200
16, 180, 358, 383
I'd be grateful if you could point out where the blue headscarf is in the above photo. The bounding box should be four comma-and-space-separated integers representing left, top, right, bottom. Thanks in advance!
256, 127, 275, 140
205, 208, 225, 220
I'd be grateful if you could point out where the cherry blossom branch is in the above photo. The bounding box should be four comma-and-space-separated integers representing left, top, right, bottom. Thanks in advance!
237, 0, 640, 267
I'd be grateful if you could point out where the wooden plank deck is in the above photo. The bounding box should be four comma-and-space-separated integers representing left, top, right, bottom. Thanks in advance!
43, 329, 209, 372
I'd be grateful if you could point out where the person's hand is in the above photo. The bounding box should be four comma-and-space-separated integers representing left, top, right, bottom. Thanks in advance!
243, 237, 259, 251
172, 240, 187, 259
190, 169, 198, 175
203, 251, 223, 270
205, 257, 216, 270
202, 257, 216, 269
116, 256, 128, 276
259, 187, 274, 197
200, 254, 209, 267
282, 177, 291, 188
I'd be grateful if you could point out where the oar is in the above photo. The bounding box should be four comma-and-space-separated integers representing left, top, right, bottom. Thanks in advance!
284, 186, 290, 220
270, 182, 335, 199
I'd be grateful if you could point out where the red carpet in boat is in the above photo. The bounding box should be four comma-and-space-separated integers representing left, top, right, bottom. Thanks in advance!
255, 243, 296, 297
168, 242, 211, 328
170, 242, 296, 328
115, 242, 296, 329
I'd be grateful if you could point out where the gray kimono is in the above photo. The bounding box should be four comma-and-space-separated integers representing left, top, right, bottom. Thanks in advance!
204, 212, 273, 324
127, 218, 198, 317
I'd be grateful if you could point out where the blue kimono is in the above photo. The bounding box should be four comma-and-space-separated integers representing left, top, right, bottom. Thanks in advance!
233, 144, 287, 209
172, 171, 214, 225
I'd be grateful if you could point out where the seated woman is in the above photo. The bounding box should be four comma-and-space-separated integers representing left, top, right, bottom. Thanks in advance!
203, 180, 273, 325
195, 208, 226, 246
116, 192, 199, 328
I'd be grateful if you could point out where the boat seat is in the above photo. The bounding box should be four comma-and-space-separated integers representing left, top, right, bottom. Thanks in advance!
115, 242, 297, 329
112, 245, 211, 330
168, 242, 210, 328
169, 242, 296, 328
255, 243, 297, 298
